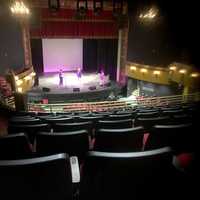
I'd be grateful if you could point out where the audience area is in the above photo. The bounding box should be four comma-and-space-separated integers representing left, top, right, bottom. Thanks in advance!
0, 102, 198, 199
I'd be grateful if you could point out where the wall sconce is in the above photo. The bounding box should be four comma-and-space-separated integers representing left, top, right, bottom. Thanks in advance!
153, 70, 160, 78
179, 69, 187, 74
190, 73, 199, 78
140, 68, 147, 74
18, 87, 22, 93
169, 66, 177, 71
15, 76, 19, 81
130, 66, 137, 71
24, 75, 32, 81
16, 79, 23, 86
30, 72, 36, 77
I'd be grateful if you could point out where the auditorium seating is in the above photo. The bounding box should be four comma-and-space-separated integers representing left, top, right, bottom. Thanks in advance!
108, 113, 133, 120
94, 127, 145, 152
97, 119, 133, 129
53, 121, 93, 135
0, 153, 73, 200
36, 130, 89, 162
8, 123, 50, 144
145, 123, 194, 153
134, 116, 169, 130
0, 133, 32, 159
80, 147, 185, 200
136, 111, 160, 118
9, 117, 41, 125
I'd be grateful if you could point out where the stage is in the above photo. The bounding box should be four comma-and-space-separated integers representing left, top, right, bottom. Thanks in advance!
27, 72, 120, 103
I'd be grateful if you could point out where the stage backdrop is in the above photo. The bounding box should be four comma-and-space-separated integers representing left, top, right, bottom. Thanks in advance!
42, 39, 83, 73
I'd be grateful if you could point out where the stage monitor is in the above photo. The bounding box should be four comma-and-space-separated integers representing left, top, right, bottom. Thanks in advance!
73, 88, 80, 92
42, 39, 83, 73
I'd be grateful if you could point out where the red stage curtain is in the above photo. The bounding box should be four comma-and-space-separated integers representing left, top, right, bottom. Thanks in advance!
30, 8, 118, 38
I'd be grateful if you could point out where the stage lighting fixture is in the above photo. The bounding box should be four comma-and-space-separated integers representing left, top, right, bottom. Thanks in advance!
48, 0, 60, 12
93, 0, 103, 16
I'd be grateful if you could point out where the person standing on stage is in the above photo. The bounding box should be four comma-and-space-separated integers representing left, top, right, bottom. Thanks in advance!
77, 67, 82, 79
59, 69, 63, 86
99, 68, 105, 86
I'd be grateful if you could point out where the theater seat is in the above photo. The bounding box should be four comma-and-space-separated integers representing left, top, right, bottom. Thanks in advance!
53, 121, 93, 132
94, 127, 144, 152
80, 147, 186, 200
97, 119, 133, 129
36, 130, 89, 162
0, 133, 32, 159
8, 123, 50, 144
145, 123, 194, 153
0, 153, 73, 200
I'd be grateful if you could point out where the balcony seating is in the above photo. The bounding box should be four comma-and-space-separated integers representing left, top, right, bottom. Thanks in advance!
0, 153, 73, 200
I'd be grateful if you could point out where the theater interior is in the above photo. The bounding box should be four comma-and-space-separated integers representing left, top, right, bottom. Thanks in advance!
0, 0, 199, 199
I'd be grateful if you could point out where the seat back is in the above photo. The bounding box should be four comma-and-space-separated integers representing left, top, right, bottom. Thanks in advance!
134, 116, 169, 130
53, 121, 93, 133
0, 133, 32, 159
0, 154, 73, 200
108, 114, 133, 120
97, 119, 133, 129
94, 127, 144, 152
136, 111, 159, 118
8, 124, 50, 144
36, 130, 89, 161
145, 123, 193, 153
80, 147, 175, 200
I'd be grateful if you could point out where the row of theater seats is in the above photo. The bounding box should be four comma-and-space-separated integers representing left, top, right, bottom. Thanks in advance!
0, 104, 198, 199
0, 148, 196, 200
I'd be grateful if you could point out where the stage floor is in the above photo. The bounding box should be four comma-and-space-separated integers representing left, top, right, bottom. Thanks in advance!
35, 72, 110, 93
28, 72, 120, 103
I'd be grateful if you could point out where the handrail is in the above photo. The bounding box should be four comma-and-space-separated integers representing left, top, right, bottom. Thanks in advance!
27, 92, 200, 113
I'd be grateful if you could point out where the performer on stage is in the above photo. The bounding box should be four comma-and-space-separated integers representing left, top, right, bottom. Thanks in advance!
77, 67, 82, 80
99, 68, 105, 86
59, 69, 63, 86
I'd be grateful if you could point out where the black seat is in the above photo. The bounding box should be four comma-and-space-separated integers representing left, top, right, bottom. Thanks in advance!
9, 118, 41, 125
36, 130, 89, 162
0, 133, 32, 159
94, 127, 144, 152
134, 116, 169, 130
108, 114, 133, 120
8, 123, 50, 144
77, 115, 104, 123
0, 153, 73, 200
162, 109, 184, 117
53, 121, 93, 135
136, 111, 159, 118
145, 123, 194, 153
43, 117, 74, 126
97, 119, 133, 129
80, 147, 185, 200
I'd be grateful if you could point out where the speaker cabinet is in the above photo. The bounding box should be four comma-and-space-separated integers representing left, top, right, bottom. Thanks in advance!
73, 88, 80, 92
42, 87, 50, 92
89, 86, 96, 91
